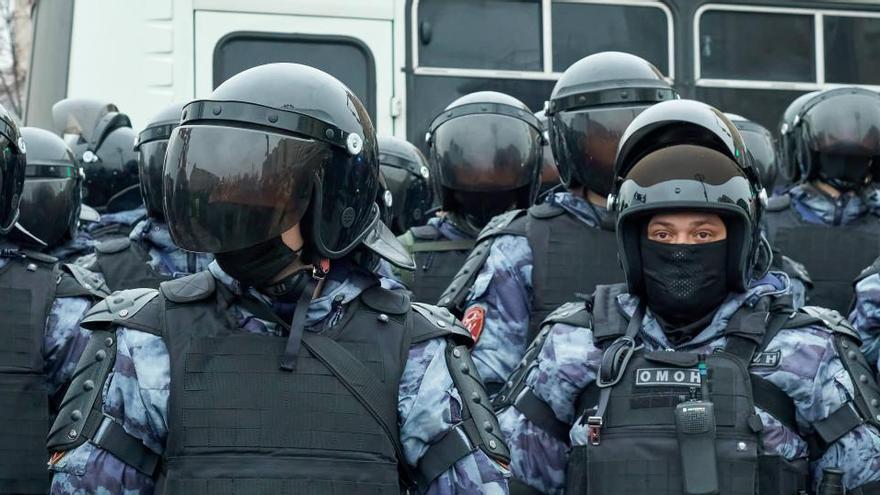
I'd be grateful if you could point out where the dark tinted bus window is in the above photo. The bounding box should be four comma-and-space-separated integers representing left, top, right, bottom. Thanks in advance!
552, 2, 669, 74
695, 86, 810, 136
213, 32, 376, 120
699, 11, 815, 82
407, 75, 555, 152
417, 0, 542, 71
825, 15, 880, 85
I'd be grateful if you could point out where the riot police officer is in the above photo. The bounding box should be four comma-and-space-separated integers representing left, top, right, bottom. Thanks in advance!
778, 90, 820, 187
398, 91, 542, 303
764, 87, 880, 313
0, 107, 108, 494
494, 99, 880, 495
47, 64, 509, 494
17, 126, 96, 261
74, 102, 213, 291
378, 135, 433, 236
438, 52, 677, 393
52, 98, 145, 240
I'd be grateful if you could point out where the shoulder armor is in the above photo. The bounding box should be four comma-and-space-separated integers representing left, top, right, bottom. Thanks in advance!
542, 300, 592, 329
437, 210, 528, 313
855, 256, 880, 285
590, 283, 631, 343
800, 306, 861, 342
780, 255, 813, 286
528, 202, 565, 220
21, 249, 58, 264
410, 224, 441, 241
56, 263, 111, 299
766, 194, 792, 212
411, 302, 472, 345
95, 237, 131, 254
80, 288, 161, 334
159, 270, 216, 303
47, 329, 117, 452
361, 285, 409, 315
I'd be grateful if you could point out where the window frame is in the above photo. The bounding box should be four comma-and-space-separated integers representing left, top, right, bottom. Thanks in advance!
410, 0, 675, 81
694, 3, 880, 92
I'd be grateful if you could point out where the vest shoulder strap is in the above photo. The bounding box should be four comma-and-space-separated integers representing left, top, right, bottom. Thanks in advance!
436, 209, 528, 314
410, 224, 441, 241
527, 202, 565, 220
80, 288, 162, 335
409, 238, 476, 253
158, 270, 216, 303
779, 254, 814, 286
589, 284, 631, 344
541, 300, 592, 330
56, 263, 111, 300
855, 256, 880, 285
410, 302, 473, 345
21, 249, 58, 264
95, 237, 131, 254
766, 194, 792, 212
360, 285, 410, 315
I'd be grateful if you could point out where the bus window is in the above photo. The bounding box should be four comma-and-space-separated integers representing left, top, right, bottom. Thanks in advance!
825, 15, 880, 85
699, 10, 815, 82
695, 86, 809, 135
417, 0, 542, 71
552, 2, 671, 75
213, 32, 376, 120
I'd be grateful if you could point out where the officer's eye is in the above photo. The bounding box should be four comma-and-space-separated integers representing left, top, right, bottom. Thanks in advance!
695, 231, 713, 241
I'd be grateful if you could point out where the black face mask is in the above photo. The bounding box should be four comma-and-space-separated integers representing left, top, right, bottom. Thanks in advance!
817, 153, 874, 192
215, 236, 302, 289
640, 238, 729, 330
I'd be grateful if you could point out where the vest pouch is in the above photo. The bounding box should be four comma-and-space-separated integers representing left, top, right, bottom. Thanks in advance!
0, 372, 51, 494
758, 455, 808, 495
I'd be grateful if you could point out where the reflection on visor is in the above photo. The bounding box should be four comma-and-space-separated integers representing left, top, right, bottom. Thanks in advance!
19, 177, 77, 246
26, 164, 75, 178
617, 176, 756, 218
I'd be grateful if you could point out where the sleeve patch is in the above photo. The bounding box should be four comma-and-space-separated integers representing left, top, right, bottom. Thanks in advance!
463, 305, 486, 342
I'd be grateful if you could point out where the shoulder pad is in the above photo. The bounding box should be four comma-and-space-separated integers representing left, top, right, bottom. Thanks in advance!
590, 283, 631, 343
411, 302, 473, 345
95, 237, 131, 254
855, 256, 880, 285
80, 288, 161, 334
56, 263, 111, 299
780, 255, 813, 286
47, 329, 117, 452
475, 209, 527, 243
766, 194, 792, 212
20, 249, 57, 264
799, 306, 861, 342
542, 300, 592, 329
409, 224, 441, 241
360, 285, 409, 315
159, 270, 216, 303
528, 202, 565, 220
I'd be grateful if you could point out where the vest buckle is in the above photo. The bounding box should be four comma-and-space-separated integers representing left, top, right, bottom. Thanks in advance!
586, 415, 603, 445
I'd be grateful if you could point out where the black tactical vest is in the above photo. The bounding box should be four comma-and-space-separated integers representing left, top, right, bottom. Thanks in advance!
439, 203, 624, 342
764, 196, 880, 313
95, 237, 171, 291
400, 225, 475, 304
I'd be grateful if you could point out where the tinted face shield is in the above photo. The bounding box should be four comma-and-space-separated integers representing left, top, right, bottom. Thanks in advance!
19, 163, 79, 246
430, 113, 541, 194
380, 164, 431, 232
551, 104, 652, 196
164, 124, 329, 253
739, 129, 778, 190
137, 139, 168, 219
0, 134, 26, 234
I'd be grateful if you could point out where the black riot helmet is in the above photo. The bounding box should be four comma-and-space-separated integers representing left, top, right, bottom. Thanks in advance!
51, 98, 139, 210
778, 91, 819, 183
164, 63, 386, 262
610, 99, 765, 295
547, 52, 677, 197
535, 109, 561, 197
793, 87, 880, 192
378, 135, 433, 234
134, 102, 184, 220
426, 91, 542, 230
18, 127, 81, 247
726, 113, 779, 191
0, 103, 26, 235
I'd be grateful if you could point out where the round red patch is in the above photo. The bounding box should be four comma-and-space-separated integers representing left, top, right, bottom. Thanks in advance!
462, 306, 486, 342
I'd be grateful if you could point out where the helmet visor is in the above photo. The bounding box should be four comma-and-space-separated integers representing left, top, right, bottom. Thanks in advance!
52, 100, 116, 143
806, 95, 880, 156
432, 114, 541, 192
138, 139, 168, 218
164, 125, 327, 253
0, 136, 25, 232
739, 130, 777, 189
19, 167, 78, 246
553, 104, 650, 195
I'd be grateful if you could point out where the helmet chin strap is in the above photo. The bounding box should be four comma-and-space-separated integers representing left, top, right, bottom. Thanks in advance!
272, 257, 330, 372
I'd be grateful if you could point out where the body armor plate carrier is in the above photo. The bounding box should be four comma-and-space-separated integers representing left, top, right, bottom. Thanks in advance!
399, 224, 475, 304
439, 203, 624, 341
765, 197, 880, 313
94, 237, 172, 291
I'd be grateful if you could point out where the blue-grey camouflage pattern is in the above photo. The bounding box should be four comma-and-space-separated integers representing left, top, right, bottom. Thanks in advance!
49, 261, 509, 494
0, 253, 93, 403
785, 183, 876, 225
76, 217, 213, 277
498, 272, 880, 494
850, 271, 880, 372
82, 206, 147, 237
429, 214, 474, 242
48, 230, 97, 262
466, 192, 607, 390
